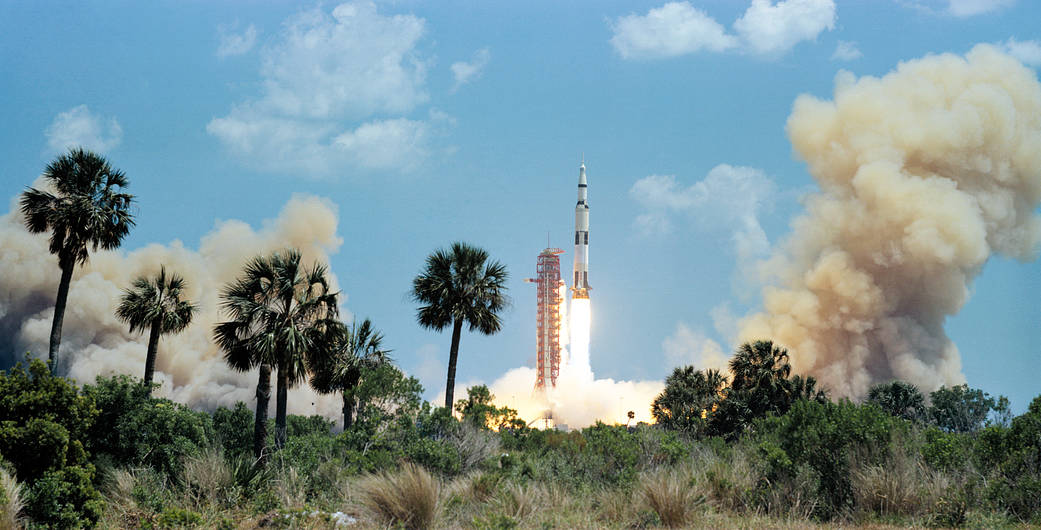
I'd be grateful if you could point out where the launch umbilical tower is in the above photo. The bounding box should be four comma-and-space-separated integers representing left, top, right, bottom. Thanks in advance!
525, 248, 565, 389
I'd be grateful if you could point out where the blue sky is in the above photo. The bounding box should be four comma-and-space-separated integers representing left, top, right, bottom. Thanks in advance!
1, 0, 1039, 413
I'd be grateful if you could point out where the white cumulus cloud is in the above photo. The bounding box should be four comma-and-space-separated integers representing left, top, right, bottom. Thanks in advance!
630, 164, 774, 263
207, 2, 441, 175
947, 0, 1015, 17
832, 40, 863, 61
450, 48, 491, 92
733, 0, 836, 56
610, 0, 835, 60
45, 105, 122, 154
610, 2, 736, 59
999, 37, 1041, 67
216, 23, 258, 57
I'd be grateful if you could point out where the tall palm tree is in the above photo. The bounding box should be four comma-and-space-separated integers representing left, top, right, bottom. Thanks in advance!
728, 340, 792, 394
214, 249, 339, 458
20, 148, 135, 373
310, 318, 392, 430
115, 266, 197, 391
652, 366, 728, 435
411, 242, 509, 409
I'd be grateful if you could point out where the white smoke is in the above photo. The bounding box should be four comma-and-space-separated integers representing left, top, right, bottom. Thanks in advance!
739, 45, 1041, 398
0, 186, 350, 419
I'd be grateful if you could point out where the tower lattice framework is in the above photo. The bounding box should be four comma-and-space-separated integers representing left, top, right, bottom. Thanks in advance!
526, 248, 564, 389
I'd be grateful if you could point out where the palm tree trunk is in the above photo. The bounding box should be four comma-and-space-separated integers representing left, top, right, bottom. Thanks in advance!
342, 392, 355, 431
142, 318, 162, 391
48, 254, 75, 374
275, 366, 289, 450
253, 364, 271, 461
444, 317, 463, 410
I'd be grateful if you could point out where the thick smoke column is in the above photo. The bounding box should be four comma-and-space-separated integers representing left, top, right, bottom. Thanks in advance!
0, 188, 349, 418
739, 45, 1041, 398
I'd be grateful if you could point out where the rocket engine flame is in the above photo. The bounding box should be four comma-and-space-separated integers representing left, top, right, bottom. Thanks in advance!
566, 297, 593, 383
738, 45, 1041, 399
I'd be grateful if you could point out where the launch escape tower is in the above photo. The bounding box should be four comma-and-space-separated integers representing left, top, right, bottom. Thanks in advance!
526, 248, 565, 389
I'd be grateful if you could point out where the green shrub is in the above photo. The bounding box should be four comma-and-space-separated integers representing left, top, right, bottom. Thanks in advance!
212, 402, 253, 458
0, 358, 103, 528
84, 375, 214, 477
756, 399, 903, 519
921, 426, 972, 471
23, 466, 104, 528
150, 506, 203, 528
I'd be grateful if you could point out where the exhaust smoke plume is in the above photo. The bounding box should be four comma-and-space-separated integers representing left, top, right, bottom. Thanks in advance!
739, 45, 1041, 398
0, 188, 349, 418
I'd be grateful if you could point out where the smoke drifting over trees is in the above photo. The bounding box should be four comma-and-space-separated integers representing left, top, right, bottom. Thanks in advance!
0, 188, 348, 417
739, 45, 1041, 399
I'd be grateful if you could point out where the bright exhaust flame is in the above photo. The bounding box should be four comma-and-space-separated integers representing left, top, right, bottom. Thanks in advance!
567, 297, 592, 382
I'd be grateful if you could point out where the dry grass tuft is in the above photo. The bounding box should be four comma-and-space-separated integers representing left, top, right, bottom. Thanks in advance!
272, 466, 308, 509
357, 464, 441, 530
852, 450, 949, 518
496, 482, 542, 520
1, 467, 25, 530
449, 423, 501, 472
640, 468, 706, 528
182, 447, 236, 507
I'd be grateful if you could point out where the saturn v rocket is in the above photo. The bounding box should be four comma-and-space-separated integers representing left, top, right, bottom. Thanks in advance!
573, 162, 590, 299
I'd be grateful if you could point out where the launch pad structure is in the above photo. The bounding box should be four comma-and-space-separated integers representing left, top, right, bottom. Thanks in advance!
525, 248, 565, 390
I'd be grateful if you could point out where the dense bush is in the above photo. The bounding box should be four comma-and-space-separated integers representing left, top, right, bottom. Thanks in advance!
83, 375, 214, 478
0, 359, 103, 527
212, 402, 254, 458
756, 399, 904, 519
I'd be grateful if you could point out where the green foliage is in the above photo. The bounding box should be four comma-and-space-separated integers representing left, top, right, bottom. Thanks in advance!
927, 384, 1007, 433
979, 396, 1041, 520
23, 466, 104, 528
455, 385, 524, 430
920, 426, 972, 471
0, 358, 102, 528
651, 366, 725, 437
83, 375, 214, 477
148, 506, 203, 528
867, 380, 926, 422
212, 402, 254, 458
756, 399, 903, 519
668, 340, 830, 439
285, 414, 333, 437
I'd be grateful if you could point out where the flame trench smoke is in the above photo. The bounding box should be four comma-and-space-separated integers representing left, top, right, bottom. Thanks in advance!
0, 189, 350, 419
738, 45, 1041, 399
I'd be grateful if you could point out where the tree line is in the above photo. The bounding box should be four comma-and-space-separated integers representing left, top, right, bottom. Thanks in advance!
18, 148, 510, 463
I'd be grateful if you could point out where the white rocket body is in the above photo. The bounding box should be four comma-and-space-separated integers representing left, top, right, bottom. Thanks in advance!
573, 162, 590, 298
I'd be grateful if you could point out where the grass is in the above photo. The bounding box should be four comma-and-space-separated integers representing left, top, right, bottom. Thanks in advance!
0, 468, 24, 530
357, 463, 441, 530
640, 468, 706, 528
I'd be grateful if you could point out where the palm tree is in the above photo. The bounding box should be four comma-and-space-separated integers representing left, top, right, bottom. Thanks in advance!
709, 340, 795, 438
789, 374, 829, 404
310, 318, 392, 430
652, 366, 728, 435
115, 266, 197, 391
411, 242, 509, 409
728, 340, 792, 394
20, 148, 135, 372
214, 249, 339, 458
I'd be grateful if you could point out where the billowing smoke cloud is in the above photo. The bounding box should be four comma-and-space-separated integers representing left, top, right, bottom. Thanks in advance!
488, 365, 664, 428
0, 187, 351, 418
739, 45, 1041, 398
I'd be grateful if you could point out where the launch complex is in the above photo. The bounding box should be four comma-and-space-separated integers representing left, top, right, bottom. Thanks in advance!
526, 162, 592, 392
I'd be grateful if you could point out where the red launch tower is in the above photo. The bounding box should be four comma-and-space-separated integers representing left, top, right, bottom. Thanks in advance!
525, 248, 565, 389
